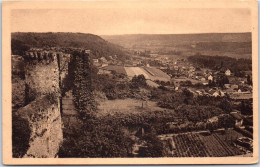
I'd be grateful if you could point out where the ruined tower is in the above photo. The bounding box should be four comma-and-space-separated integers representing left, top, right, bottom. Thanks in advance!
15, 50, 64, 158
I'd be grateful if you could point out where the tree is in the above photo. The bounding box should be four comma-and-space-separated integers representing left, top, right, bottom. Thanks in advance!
131, 74, 147, 88
11, 39, 30, 55
138, 131, 165, 157
218, 98, 232, 113
216, 74, 229, 88
247, 75, 252, 85
240, 100, 253, 115
102, 83, 117, 100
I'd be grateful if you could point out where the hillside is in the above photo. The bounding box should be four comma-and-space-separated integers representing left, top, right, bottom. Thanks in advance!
102, 33, 252, 59
103, 33, 251, 43
11, 32, 128, 60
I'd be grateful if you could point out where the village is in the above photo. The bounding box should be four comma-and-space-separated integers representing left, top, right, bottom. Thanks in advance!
92, 50, 252, 100
90, 50, 253, 157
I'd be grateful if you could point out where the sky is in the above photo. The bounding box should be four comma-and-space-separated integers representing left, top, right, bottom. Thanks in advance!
11, 5, 251, 35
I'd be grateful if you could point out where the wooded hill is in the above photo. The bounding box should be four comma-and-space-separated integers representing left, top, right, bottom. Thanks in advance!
11, 32, 128, 60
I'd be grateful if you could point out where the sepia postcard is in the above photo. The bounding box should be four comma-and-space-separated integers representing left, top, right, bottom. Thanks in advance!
2, 0, 259, 165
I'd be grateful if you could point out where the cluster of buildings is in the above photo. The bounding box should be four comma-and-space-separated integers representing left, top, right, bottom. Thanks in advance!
166, 58, 252, 100
93, 55, 124, 67
92, 52, 252, 100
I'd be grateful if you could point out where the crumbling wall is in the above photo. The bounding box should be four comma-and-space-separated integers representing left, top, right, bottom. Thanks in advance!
24, 52, 60, 102
13, 50, 65, 158
15, 94, 63, 158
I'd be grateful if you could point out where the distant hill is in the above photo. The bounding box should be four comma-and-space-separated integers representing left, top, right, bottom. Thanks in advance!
11, 32, 128, 60
102, 33, 252, 59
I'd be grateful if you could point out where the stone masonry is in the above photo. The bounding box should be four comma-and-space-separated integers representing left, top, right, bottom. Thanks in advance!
14, 50, 65, 158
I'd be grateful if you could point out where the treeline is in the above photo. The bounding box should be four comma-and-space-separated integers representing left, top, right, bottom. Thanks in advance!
195, 42, 251, 54
188, 54, 252, 77
11, 32, 128, 61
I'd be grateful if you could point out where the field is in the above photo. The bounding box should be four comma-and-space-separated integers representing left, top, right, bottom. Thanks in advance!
101, 65, 127, 75
124, 67, 170, 81
97, 98, 171, 116
125, 67, 150, 79
160, 130, 247, 157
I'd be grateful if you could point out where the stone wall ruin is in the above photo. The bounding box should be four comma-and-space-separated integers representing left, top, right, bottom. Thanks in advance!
13, 50, 68, 158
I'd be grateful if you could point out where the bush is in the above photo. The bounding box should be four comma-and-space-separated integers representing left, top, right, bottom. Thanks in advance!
59, 117, 133, 157
131, 75, 147, 88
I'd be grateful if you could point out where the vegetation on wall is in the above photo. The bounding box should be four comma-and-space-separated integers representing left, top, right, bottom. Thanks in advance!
71, 50, 97, 120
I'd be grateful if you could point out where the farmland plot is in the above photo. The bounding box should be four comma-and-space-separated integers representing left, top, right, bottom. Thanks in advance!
163, 131, 245, 157
125, 67, 150, 79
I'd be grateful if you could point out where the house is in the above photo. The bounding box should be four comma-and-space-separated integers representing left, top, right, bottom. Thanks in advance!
224, 84, 231, 89
231, 84, 239, 90
196, 90, 203, 96
101, 63, 108, 67
85, 50, 91, 54
201, 77, 206, 82
93, 59, 99, 63
208, 75, 213, 81
207, 116, 218, 123
230, 111, 243, 127
173, 66, 178, 70
189, 66, 195, 72
208, 89, 220, 97
219, 91, 225, 97
93, 59, 101, 67
202, 81, 209, 85
212, 91, 219, 97
100, 57, 108, 63
225, 69, 231, 76
160, 67, 168, 70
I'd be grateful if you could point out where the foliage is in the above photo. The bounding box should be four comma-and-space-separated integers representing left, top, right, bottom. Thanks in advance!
11, 32, 128, 61
188, 55, 252, 77
93, 74, 134, 100
131, 74, 147, 88
59, 118, 133, 157
240, 100, 253, 115
180, 80, 192, 87
72, 50, 97, 120
12, 76, 26, 110
215, 74, 229, 88
139, 132, 165, 157
247, 75, 252, 85
12, 115, 31, 158
11, 39, 30, 55
176, 104, 223, 123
